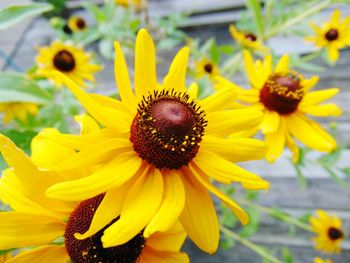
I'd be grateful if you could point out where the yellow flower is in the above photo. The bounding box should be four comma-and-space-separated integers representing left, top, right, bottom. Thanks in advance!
229, 24, 268, 52
195, 58, 219, 79
0, 133, 189, 263
0, 102, 38, 125
0, 252, 12, 263
216, 51, 341, 163
115, 0, 146, 9
35, 41, 102, 87
67, 16, 87, 32
305, 9, 350, 63
309, 210, 345, 254
43, 29, 269, 254
314, 257, 333, 263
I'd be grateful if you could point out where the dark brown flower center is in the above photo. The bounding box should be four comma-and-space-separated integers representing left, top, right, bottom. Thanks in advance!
130, 89, 207, 169
325, 29, 339, 41
259, 72, 304, 115
245, 33, 257, 42
65, 194, 145, 263
76, 18, 86, 30
328, 227, 344, 241
204, 63, 213, 74
53, 50, 76, 72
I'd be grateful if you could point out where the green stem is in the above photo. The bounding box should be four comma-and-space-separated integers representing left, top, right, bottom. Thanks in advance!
221, 52, 242, 75
220, 225, 284, 263
263, 0, 332, 40
300, 50, 322, 63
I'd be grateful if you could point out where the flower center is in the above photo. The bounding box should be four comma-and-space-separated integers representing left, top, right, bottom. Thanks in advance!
65, 194, 145, 263
53, 50, 76, 72
259, 72, 304, 115
245, 33, 257, 42
325, 29, 339, 41
204, 63, 213, 74
130, 89, 207, 169
76, 18, 86, 30
327, 227, 344, 241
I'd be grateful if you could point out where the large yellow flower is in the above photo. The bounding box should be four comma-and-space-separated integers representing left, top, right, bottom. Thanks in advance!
0, 102, 38, 125
43, 29, 269, 254
229, 24, 268, 52
309, 210, 345, 254
305, 9, 350, 63
0, 133, 189, 263
314, 257, 332, 263
216, 51, 341, 162
36, 41, 102, 87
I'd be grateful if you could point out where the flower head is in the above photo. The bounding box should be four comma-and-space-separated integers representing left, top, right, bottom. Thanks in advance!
67, 16, 87, 32
229, 24, 268, 52
195, 58, 219, 79
309, 209, 345, 254
0, 102, 38, 125
306, 9, 350, 63
0, 133, 189, 263
215, 51, 341, 162
43, 29, 269, 254
35, 41, 102, 87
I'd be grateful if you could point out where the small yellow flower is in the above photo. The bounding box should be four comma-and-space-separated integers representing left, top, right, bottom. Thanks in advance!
306, 9, 350, 63
314, 257, 333, 263
216, 51, 341, 163
229, 24, 268, 52
195, 58, 219, 79
67, 16, 87, 32
0, 102, 38, 125
35, 41, 102, 87
309, 210, 345, 254
115, 0, 146, 9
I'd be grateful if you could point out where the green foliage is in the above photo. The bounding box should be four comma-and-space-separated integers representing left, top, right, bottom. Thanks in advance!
0, 3, 53, 30
281, 247, 294, 263
246, 0, 265, 38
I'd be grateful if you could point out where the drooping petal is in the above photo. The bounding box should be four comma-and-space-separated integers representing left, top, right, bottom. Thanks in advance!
300, 104, 342, 117
265, 118, 286, 163
7, 245, 68, 263
199, 87, 236, 113
259, 110, 280, 134
140, 247, 189, 263
74, 114, 100, 134
300, 88, 339, 106
328, 46, 339, 62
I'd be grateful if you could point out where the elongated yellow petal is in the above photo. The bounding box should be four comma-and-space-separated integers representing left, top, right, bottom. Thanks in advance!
301, 76, 319, 91
74, 114, 100, 134
144, 170, 185, 238
102, 169, 163, 247
7, 245, 68, 263
0, 212, 65, 250
265, 118, 286, 163
179, 172, 219, 254
300, 88, 339, 106
187, 82, 198, 100
286, 129, 299, 163
46, 152, 142, 201
162, 47, 189, 92
134, 29, 157, 98
114, 41, 137, 111
199, 87, 236, 113
90, 94, 133, 117
328, 46, 339, 62
301, 103, 342, 117
259, 110, 280, 134
275, 54, 290, 72
243, 50, 260, 89
140, 247, 189, 263
201, 135, 267, 162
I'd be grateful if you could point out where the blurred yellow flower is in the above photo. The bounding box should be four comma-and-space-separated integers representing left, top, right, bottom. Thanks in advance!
0, 102, 38, 125
35, 41, 102, 87
67, 16, 87, 32
115, 0, 146, 9
309, 210, 345, 254
195, 58, 219, 79
0, 252, 12, 263
306, 9, 350, 63
216, 51, 341, 162
314, 257, 333, 263
229, 24, 268, 52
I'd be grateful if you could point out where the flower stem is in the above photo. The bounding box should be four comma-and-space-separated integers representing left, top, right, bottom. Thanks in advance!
220, 225, 284, 263
221, 52, 242, 75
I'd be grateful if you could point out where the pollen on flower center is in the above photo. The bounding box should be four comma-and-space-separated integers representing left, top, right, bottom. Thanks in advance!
327, 227, 344, 240
245, 33, 257, 41
325, 29, 339, 41
65, 194, 145, 263
204, 63, 213, 74
130, 89, 207, 170
53, 50, 76, 72
259, 72, 304, 115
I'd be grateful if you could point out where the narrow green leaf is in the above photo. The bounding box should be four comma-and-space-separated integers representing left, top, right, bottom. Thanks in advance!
0, 3, 53, 30
245, 0, 265, 39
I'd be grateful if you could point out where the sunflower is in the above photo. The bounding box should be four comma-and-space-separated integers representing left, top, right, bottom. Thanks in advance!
0, 102, 38, 125
309, 209, 345, 254
229, 24, 268, 52
216, 51, 341, 162
305, 9, 350, 63
195, 58, 219, 79
314, 257, 332, 263
67, 16, 87, 32
0, 133, 189, 263
42, 29, 269, 254
35, 41, 102, 87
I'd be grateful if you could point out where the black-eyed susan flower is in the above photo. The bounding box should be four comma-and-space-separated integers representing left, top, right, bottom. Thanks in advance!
314, 257, 332, 263
229, 24, 268, 52
195, 58, 219, 79
306, 9, 350, 63
216, 51, 341, 163
309, 210, 345, 254
0, 102, 38, 125
0, 134, 189, 263
67, 16, 87, 32
35, 41, 102, 87
43, 29, 269, 254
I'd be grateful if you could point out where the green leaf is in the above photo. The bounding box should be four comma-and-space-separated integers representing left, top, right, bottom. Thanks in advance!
318, 148, 342, 168
245, 0, 265, 39
1, 129, 37, 153
341, 167, 350, 178
281, 247, 293, 263
0, 3, 53, 30
0, 72, 52, 104
82, 2, 106, 22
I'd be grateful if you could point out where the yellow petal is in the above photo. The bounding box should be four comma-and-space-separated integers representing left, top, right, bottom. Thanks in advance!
187, 82, 198, 100
259, 110, 280, 134
286, 130, 299, 163
199, 87, 236, 113
46, 152, 142, 201
140, 247, 189, 263
134, 29, 157, 98
74, 114, 100, 135
144, 170, 185, 238
243, 50, 260, 88
301, 76, 319, 91
102, 168, 163, 247
201, 135, 267, 162
301, 104, 342, 117
330, 9, 341, 26
301, 88, 339, 106
328, 46, 339, 62
162, 47, 189, 92
275, 54, 290, 72
7, 245, 68, 263
179, 172, 219, 254
265, 118, 286, 163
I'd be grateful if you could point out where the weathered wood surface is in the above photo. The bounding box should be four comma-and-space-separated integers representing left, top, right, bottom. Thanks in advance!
1, 1, 350, 262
